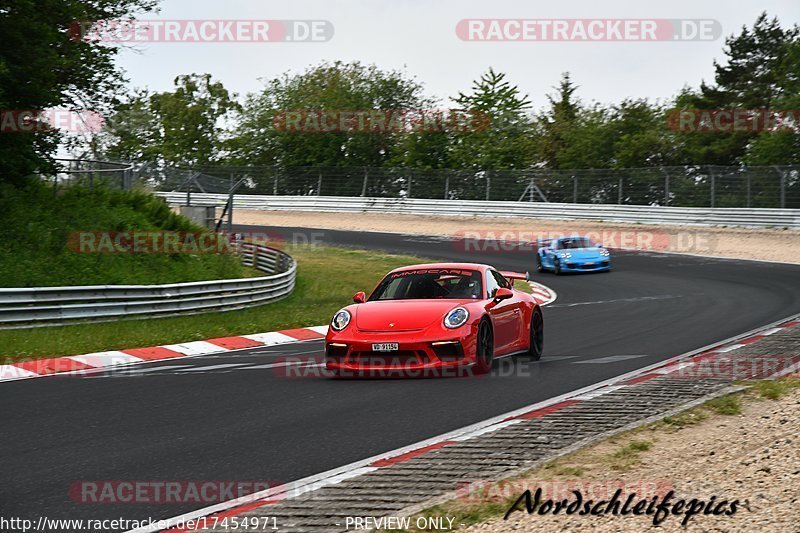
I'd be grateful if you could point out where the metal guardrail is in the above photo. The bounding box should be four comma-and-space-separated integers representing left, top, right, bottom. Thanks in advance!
0, 243, 296, 329
157, 192, 800, 229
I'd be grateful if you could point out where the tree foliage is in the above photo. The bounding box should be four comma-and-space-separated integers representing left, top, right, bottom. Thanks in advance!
0, 0, 157, 185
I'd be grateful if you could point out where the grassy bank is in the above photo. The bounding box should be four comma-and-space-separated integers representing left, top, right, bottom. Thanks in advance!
0, 245, 430, 360
0, 244, 533, 361
0, 181, 249, 286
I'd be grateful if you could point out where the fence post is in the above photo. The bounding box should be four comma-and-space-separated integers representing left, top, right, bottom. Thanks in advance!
573, 176, 578, 203
618, 177, 623, 204
361, 168, 368, 197
407, 174, 412, 198
529, 176, 534, 202
273, 174, 278, 195
486, 172, 491, 201
664, 172, 670, 206
776, 166, 786, 208
746, 173, 751, 207
710, 170, 715, 208
444, 175, 449, 200
317, 172, 322, 196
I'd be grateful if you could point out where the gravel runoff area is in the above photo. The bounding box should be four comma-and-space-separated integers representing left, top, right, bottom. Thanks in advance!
462, 380, 800, 533
233, 210, 800, 264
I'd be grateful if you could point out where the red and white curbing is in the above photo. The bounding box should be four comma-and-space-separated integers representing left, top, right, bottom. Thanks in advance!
0, 326, 330, 384
0, 283, 557, 385
528, 281, 557, 306
129, 312, 800, 533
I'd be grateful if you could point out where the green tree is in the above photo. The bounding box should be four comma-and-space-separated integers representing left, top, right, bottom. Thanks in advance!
0, 0, 158, 185
228, 61, 430, 170
537, 73, 581, 169
450, 68, 534, 171
101, 74, 240, 167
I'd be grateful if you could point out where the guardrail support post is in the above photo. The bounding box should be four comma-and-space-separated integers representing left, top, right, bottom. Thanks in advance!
361, 168, 368, 197
746, 174, 751, 207
573, 176, 578, 203
778, 167, 786, 209
710, 172, 716, 208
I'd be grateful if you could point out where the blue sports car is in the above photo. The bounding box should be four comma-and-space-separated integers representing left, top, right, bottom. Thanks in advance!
537, 236, 612, 274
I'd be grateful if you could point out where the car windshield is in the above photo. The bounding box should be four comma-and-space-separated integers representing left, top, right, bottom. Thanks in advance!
558, 237, 594, 249
369, 269, 483, 301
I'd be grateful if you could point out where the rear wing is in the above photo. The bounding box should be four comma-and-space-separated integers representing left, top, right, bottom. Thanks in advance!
500, 270, 529, 282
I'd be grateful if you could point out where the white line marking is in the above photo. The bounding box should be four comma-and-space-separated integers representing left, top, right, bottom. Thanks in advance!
0, 365, 39, 380
69, 351, 143, 368
761, 327, 783, 336
717, 344, 745, 353
175, 363, 248, 372
307, 325, 329, 335
550, 295, 680, 308
161, 341, 225, 356
116, 365, 193, 374
573, 355, 649, 364
242, 332, 298, 345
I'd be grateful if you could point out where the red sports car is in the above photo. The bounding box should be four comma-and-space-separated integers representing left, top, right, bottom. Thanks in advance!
324, 263, 543, 377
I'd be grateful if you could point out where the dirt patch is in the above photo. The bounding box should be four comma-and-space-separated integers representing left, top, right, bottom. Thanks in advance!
448, 381, 800, 532
233, 210, 800, 264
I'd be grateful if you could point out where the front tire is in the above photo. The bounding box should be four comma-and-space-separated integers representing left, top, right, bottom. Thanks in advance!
523, 308, 544, 361
474, 320, 494, 374
554, 259, 562, 275
537, 255, 544, 273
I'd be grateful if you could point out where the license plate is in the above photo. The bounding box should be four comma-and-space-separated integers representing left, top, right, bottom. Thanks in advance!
372, 343, 399, 352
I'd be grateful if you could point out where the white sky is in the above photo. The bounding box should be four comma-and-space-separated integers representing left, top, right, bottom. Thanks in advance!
115, 0, 800, 110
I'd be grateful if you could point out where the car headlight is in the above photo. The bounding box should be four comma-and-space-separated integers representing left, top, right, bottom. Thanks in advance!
559, 252, 572, 259
331, 309, 351, 331
600, 249, 610, 256
444, 307, 469, 329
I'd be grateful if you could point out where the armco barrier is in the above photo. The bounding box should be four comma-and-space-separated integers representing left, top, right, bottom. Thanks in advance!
0, 243, 295, 329
156, 193, 800, 228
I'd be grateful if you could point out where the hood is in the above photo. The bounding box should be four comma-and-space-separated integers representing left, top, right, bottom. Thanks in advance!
557, 247, 605, 260
355, 300, 469, 332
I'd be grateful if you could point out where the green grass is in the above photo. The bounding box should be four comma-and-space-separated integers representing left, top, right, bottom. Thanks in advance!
0, 181, 249, 286
608, 439, 653, 470
660, 409, 708, 429
703, 394, 743, 415
742, 378, 800, 400
0, 247, 534, 360
0, 245, 433, 361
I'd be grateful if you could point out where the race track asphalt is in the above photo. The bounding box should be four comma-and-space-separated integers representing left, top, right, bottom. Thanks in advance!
2, 226, 799, 530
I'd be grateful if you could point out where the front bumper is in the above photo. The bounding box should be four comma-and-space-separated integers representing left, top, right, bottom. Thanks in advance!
325, 325, 478, 377
559, 259, 611, 272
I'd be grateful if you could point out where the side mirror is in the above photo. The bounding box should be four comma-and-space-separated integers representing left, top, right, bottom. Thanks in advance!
494, 287, 513, 301
353, 291, 366, 304
596, 243, 604, 248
